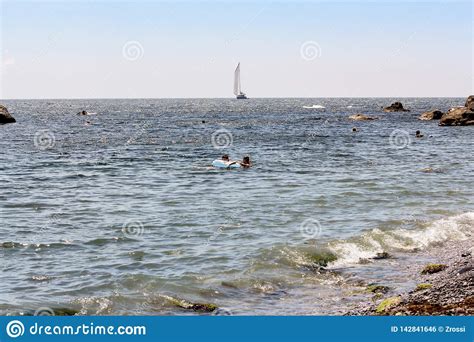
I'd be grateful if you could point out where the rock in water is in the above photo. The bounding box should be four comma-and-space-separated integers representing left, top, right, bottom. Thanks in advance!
439, 107, 474, 126
465, 95, 474, 110
419, 110, 444, 121
348, 114, 378, 121
383, 102, 409, 112
0, 105, 16, 124
439, 95, 474, 126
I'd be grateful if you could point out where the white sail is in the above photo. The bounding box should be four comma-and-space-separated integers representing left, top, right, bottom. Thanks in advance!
233, 63, 241, 96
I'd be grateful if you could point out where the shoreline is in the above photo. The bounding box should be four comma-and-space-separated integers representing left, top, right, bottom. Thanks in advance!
347, 239, 473, 315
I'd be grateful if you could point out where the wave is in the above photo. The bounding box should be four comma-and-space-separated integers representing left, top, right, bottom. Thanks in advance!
256, 212, 474, 272
327, 212, 474, 267
302, 105, 326, 109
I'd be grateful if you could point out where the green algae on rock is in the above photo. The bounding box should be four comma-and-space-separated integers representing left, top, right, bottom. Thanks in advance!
421, 264, 447, 275
366, 284, 390, 294
415, 283, 433, 291
376, 297, 401, 314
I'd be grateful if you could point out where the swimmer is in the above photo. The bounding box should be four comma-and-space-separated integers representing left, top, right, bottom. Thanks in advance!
415, 130, 424, 138
240, 156, 252, 168
228, 156, 252, 169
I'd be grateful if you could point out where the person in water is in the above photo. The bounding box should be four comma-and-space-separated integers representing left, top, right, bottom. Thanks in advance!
228, 156, 252, 168
415, 130, 424, 138
221, 154, 230, 162
240, 156, 251, 168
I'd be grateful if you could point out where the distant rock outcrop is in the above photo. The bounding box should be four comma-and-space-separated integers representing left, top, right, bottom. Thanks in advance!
0, 105, 16, 124
439, 107, 474, 126
439, 95, 474, 126
465, 95, 474, 110
348, 114, 378, 121
419, 110, 444, 121
383, 102, 409, 112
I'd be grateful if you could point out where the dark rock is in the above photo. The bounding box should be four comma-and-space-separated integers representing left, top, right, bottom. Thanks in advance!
419, 110, 444, 121
349, 114, 378, 121
465, 95, 474, 110
439, 107, 474, 126
164, 295, 218, 313
306, 250, 338, 267
372, 252, 391, 260
383, 102, 409, 112
0, 105, 16, 124
457, 266, 473, 274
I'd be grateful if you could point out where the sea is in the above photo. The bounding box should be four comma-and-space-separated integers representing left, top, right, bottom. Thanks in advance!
0, 98, 473, 315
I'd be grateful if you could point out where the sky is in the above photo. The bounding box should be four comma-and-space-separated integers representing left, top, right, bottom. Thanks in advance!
0, 0, 472, 99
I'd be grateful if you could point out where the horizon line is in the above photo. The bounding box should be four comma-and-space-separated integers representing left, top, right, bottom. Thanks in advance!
1, 95, 470, 101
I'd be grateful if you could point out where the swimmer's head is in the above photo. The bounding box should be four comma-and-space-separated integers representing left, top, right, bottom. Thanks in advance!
222, 154, 229, 161
352, 127, 357, 132
243, 156, 250, 164
416, 130, 421, 135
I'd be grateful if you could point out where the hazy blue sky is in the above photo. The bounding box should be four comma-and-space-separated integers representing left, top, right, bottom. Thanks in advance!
1, 1, 472, 98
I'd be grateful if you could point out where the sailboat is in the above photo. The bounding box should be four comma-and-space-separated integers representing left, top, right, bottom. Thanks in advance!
233, 62, 247, 99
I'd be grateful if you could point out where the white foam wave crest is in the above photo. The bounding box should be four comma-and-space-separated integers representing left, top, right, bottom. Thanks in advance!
302, 105, 325, 109
327, 212, 474, 267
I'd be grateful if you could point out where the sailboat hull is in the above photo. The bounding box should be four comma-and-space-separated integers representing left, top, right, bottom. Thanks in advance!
236, 94, 248, 99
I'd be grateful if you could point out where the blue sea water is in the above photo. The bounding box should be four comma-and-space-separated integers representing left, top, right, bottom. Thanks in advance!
0, 98, 473, 315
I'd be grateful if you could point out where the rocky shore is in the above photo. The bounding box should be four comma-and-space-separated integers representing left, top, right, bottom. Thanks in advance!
348, 239, 473, 315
